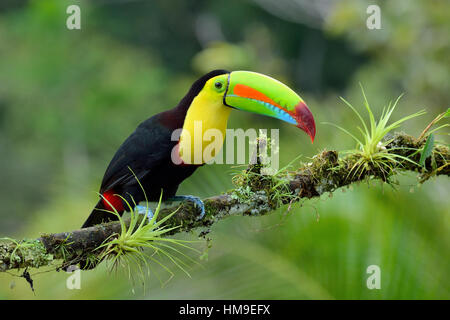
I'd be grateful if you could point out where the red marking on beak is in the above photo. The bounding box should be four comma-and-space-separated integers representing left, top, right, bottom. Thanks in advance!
102, 189, 124, 212
294, 101, 316, 143
233, 84, 290, 113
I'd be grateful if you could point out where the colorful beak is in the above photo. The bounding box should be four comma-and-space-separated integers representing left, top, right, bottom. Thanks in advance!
224, 71, 316, 142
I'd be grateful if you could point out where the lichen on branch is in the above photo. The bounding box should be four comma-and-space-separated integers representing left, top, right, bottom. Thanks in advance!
0, 130, 448, 273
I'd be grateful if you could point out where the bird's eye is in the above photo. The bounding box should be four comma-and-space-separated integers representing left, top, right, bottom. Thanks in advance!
214, 81, 223, 90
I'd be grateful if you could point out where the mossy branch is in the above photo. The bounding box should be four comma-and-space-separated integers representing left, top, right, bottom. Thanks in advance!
0, 132, 448, 273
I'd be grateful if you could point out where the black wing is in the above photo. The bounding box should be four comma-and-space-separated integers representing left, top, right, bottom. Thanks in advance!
99, 114, 175, 194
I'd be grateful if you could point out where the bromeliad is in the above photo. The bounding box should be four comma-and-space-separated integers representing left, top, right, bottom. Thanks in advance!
82, 70, 316, 228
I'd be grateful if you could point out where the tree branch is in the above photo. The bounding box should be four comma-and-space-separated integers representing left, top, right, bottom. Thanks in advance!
1, 132, 448, 272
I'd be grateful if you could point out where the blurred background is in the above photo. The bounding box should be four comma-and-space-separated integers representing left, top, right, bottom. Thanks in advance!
0, 0, 448, 299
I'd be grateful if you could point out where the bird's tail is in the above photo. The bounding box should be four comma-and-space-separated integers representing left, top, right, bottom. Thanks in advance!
81, 199, 120, 228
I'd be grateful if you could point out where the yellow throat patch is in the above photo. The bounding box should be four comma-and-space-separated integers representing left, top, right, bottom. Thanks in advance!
178, 84, 231, 164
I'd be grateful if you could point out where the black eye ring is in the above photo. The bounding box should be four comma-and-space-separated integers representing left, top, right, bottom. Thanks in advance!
215, 81, 223, 89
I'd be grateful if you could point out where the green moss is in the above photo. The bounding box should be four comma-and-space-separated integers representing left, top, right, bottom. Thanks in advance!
0, 238, 54, 270
204, 200, 219, 218
230, 186, 256, 205
231, 158, 297, 210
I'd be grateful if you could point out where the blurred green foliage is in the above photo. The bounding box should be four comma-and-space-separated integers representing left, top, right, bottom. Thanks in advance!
0, 0, 448, 299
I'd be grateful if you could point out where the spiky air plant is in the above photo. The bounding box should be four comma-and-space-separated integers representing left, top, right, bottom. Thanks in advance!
325, 86, 426, 181
95, 175, 201, 286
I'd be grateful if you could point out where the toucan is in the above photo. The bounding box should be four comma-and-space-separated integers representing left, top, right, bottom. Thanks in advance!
82, 70, 316, 228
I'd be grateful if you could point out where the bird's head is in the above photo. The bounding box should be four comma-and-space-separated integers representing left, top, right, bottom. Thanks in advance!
197, 70, 315, 142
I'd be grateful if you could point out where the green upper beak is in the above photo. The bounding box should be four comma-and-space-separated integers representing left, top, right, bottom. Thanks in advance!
223, 71, 316, 142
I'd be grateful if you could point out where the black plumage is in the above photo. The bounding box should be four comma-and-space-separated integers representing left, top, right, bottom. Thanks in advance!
82, 70, 229, 228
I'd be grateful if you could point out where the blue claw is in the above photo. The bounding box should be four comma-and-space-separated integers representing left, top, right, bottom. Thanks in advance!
135, 204, 154, 222
169, 195, 205, 220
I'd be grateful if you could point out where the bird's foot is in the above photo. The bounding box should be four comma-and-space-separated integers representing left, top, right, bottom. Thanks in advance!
134, 204, 154, 222
168, 195, 205, 220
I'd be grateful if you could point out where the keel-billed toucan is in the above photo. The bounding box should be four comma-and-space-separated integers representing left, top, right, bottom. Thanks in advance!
82, 70, 316, 228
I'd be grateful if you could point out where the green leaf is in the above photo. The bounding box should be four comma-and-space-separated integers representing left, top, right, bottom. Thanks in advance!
443, 108, 450, 118
419, 134, 434, 167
